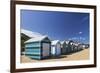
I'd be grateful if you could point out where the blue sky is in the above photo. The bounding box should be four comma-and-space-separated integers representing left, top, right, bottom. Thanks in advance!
21, 10, 90, 43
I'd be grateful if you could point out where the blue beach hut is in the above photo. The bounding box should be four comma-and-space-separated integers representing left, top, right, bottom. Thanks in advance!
24, 36, 51, 60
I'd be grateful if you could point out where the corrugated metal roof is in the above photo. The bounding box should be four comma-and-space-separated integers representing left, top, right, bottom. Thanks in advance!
51, 40, 59, 45
24, 36, 48, 43
21, 29, 43, 38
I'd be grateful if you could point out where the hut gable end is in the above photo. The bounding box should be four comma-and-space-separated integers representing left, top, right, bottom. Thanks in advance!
42, 37, 51, 43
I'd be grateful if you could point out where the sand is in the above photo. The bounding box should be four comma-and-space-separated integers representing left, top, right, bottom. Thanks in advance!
20, 49, 89, 63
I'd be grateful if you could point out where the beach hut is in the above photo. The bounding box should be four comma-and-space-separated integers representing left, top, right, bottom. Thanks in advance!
51, 40, 61, 56
78, 43, 85, 51
67, 40, 75, 53
78, 43, 89, 50
61, 41, 67, 54
24, 36, 51, 60
84, 44, 89, 49
65, 41, 69, 54
71, 41, 80, 52
74, 42, 79, 52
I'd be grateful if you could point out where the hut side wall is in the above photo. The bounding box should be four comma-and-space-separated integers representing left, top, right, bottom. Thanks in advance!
25, 42, 41, 60
61, 42, 67, 54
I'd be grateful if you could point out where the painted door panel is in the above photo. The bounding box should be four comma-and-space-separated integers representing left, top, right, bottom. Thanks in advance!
42, 43, 50, 57
51, 46, 56, 55
56, 44, 61, 55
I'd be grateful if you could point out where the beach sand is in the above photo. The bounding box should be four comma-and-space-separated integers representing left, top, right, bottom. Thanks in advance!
20, 48, 89, 63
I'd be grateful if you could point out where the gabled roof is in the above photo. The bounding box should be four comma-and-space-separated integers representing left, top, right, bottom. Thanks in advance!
24, 36, 49, 43
21, 29, 43, 38
60, 41, 66, 44
51, 40, 60, 45
65, 41, 70, 44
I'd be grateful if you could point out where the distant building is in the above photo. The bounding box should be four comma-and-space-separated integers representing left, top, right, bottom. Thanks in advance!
24, 36, 51, 60
51, 40, 61, 56
21, 29, 43, 54
21, 33, 30, 52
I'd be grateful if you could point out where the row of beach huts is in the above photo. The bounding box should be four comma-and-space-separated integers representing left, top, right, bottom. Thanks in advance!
21, 29, 89, 60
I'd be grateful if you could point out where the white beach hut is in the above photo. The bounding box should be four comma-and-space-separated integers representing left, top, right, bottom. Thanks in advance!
51, 40, 61, 56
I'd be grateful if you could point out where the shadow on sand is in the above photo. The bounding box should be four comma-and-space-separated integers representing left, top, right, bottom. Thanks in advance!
66, 49, 84, 55
42, 55, 67, 60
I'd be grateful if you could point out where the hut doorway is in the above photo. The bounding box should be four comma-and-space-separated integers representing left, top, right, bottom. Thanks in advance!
42, 43, 50, 57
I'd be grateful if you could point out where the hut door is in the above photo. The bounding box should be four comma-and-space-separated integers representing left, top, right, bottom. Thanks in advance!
42, 43, 50, 57
56, 44, 61, 55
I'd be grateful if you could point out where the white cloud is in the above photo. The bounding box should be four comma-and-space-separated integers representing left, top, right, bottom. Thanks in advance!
79, 32, 82, 34
69, 37, 85, 41
79, 37, 85, 40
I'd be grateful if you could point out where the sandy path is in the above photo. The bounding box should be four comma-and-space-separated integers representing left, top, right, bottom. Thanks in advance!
21, 49, 89, 63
